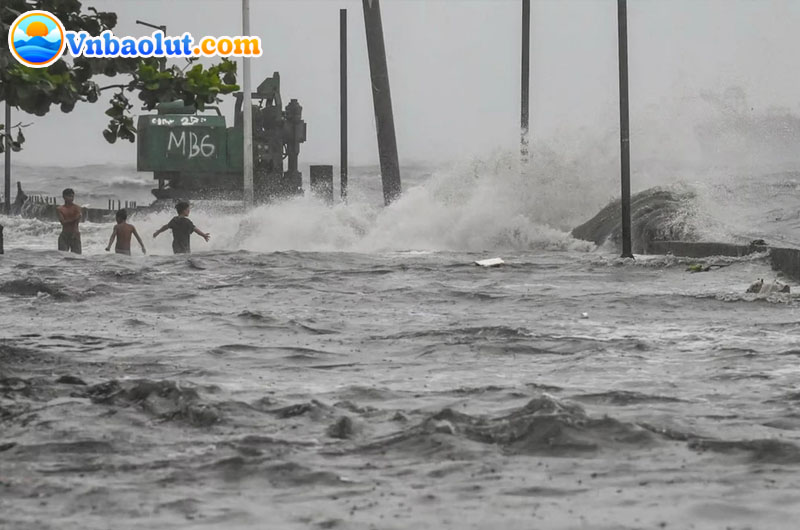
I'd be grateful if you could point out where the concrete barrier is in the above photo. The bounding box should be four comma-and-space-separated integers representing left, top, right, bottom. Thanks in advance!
647, 241, 766, 259
768, 247, 800, 281
646, 240, 800, 281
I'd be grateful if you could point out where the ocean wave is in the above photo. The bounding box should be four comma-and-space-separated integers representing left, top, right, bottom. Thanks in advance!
0, 278, 67, 299
688, 438, 800, 464
570, 390, 685, 406
8, 153, 800, 256
81, 152, 597, 254
572, 186, 698, 252
105, 176, 152, 188
84, 379, 222, 428
703, 292, 797, 304
357, 395, 660, 458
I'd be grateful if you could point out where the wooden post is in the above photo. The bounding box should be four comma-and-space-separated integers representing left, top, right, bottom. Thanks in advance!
521, 0, 530, 164
618, 0, 633, 259
362, 0, 401, 205
340, 8, 348, 201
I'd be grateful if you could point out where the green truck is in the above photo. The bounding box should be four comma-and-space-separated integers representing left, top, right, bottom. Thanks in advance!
136, 72, 307, 202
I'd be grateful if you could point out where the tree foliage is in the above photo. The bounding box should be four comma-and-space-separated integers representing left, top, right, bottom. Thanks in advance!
0, 0, 239, 153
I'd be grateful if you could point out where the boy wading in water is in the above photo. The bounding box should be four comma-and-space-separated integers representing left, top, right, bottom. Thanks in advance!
106, 209, 146, 255
153, 201, 210, 254
56, 188, 82, 254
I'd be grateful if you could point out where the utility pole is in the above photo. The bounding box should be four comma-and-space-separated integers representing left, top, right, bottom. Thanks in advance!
241, 0, 254, 206
4, 103, 10, 216
362, 0, 401, 205
617, 0, 633, 258
340, 8, 348, 201
521, 0, 530, 164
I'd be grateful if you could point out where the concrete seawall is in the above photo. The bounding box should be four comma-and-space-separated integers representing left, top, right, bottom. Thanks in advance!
647, 240, 800, 281
768, 247, 800, 281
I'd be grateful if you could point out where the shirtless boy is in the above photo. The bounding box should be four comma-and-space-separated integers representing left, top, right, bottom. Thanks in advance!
56, 188, 82, 254
106, 209, 146, 255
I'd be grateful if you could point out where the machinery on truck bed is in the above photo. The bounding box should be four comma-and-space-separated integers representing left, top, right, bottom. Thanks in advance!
8, 73, 309, 226
136, 72, 307, 202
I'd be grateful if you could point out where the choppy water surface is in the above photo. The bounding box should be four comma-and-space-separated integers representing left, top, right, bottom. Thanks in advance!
1, 246, 799, 530
3, 157, 800, 529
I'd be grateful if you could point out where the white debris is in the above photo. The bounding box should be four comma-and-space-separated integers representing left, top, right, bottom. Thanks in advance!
475, 257, 505, 268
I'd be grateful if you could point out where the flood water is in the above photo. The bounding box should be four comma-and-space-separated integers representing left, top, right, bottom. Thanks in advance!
2, 162, 800, 529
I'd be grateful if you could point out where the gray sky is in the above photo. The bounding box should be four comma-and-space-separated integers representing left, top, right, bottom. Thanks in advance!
12, 0, 800, 167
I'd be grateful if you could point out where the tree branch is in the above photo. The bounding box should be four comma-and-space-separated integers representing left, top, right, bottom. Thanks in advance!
98, 84, 129, 92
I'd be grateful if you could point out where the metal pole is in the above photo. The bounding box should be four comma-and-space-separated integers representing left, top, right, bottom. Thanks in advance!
362, 0, 401, 206
4, 102, 10, 216
242, 0, 254, 206
135, 20, 165, 32
340, 8, 348, 201
136, 20, 166, 71
618, 0, 633, 258
521, 0, 530, 164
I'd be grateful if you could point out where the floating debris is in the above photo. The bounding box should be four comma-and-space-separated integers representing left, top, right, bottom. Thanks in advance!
475, 257, 505, 268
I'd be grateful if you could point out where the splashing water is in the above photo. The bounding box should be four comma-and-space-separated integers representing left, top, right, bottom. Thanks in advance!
6, 90, 800, 256
153, 151, 605, 254
3, 150, 611, 254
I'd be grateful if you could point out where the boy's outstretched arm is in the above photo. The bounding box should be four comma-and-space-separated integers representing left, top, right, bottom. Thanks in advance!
133, 227, 147, 254
153, 224, 169, 238
193, 227, 211, 242
105, 226, 116, 252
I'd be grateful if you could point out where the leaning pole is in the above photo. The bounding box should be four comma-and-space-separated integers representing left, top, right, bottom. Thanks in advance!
617, 0, 633, 259
362, 0, 401, 205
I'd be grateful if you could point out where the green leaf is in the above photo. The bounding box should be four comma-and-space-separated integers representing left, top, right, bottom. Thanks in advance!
3, 3, 240, 152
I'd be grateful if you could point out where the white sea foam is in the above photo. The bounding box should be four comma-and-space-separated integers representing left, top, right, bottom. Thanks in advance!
113, 149, 607, 255
8, 91, 800, 256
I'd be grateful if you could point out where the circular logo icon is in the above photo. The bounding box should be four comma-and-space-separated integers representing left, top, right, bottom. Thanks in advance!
8, 10, 66, 68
